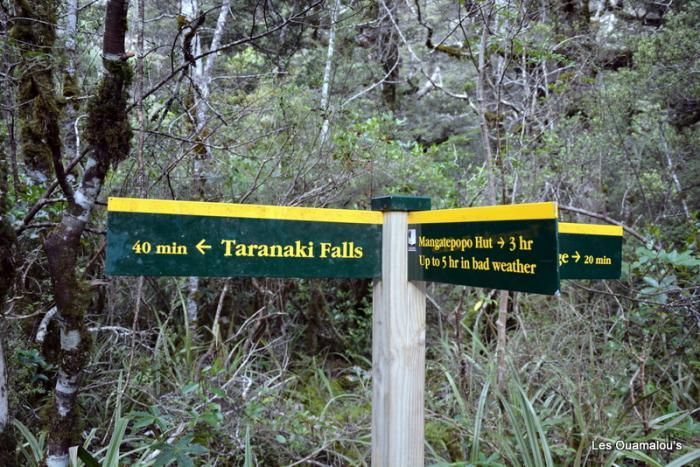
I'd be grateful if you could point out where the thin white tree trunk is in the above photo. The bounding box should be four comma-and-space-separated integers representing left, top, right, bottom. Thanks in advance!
136, 0, 146, 192
659, 125, 690, 221
63, 0, 81, 161
476, 22, 496, 206
496, 290, 509, 388
0, 333, 8, 433
492, 1, 511, 391
181, 0, 202, 328
319, 0, 340, 146
475, 3, 511, 391
181, 0, 231, 327
65, 0, 78, 77
196, 0, 231, 129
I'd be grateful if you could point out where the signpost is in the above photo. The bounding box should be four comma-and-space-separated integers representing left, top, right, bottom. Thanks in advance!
370, 196, 430, 467
407, 202, 560, 295
559, 222, 623, 279
106, 196, 624, 467
106, 197, 382, 278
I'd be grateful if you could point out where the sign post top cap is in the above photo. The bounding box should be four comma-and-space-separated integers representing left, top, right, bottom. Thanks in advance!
371, 195, 431, 212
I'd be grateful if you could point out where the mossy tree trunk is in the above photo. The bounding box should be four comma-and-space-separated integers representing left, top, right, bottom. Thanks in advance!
43, 1, 131, 465
10, 0, 73, 201
0, 334, 11, 466
0, 122, 17, 467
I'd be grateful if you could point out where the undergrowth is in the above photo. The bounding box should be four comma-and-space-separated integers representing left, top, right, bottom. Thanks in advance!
8, 272, 700, 465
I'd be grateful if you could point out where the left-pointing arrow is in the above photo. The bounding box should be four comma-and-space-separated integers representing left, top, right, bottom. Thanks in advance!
196, 239, 211, 255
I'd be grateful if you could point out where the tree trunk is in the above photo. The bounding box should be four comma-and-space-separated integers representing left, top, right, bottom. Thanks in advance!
476, 18, 497, 206
659, 124, 690, 221
319, 0, 340, 146
0, 286, 13, 466
44, 1, 131, 465
496, 290, 509, 388
62, 0, 82, 161
0, 2, 20, 195
378, 0, 400, 110
0, 332, 12, 466
0, 88, 17, 466
0, 334, 8, 432
10, 0, 65, 190
181, 0, 231, 329
475, 1, 512, 391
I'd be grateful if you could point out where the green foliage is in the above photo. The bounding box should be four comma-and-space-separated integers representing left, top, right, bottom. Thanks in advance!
16, 347, 55, 383
12, 418, 45, 466
3, 0, 700, 465
225, 47, 266, 73
666, 448, 700, 467
101, 417, 129, 467
131, 406, 171, 433
149, 435, 209, 467
334, 113, 469, 207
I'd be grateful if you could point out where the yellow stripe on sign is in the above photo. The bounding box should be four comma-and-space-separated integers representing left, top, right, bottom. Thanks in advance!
407, 202, 558, 224
107, 197, 384, 224
559, 222, 623, 236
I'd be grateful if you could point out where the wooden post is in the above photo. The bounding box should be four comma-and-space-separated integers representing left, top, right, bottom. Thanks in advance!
370, 195, 430, 467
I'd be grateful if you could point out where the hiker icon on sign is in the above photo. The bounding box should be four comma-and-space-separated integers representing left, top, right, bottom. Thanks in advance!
408, 229, 417, 252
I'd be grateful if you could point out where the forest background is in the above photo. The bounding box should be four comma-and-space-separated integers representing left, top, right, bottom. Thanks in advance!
0, 0, 699, 465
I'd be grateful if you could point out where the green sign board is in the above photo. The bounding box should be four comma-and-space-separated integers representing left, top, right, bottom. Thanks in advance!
559, 223, 623, 279
106, 198, 382, 278
407, 203, 560, 295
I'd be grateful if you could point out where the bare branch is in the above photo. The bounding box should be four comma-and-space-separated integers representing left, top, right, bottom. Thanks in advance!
134, 1, 323, 111
559, 204, 655, 248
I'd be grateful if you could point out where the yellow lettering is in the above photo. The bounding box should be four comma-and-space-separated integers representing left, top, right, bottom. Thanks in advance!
221, 239, 236, 256
354, 245, 363, 258
330, 245, 341, 258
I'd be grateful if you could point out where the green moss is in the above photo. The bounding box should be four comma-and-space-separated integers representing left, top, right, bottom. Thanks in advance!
8, 24, 33, 42
10, 0, 61, 182
62, 72, 79, 104
84, 60, 133, 166
44, 399, 83, 448
425, 420, 464, 461
434, 44, 467, 58
0, 220, 16, 299
193, 128, 210, 157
